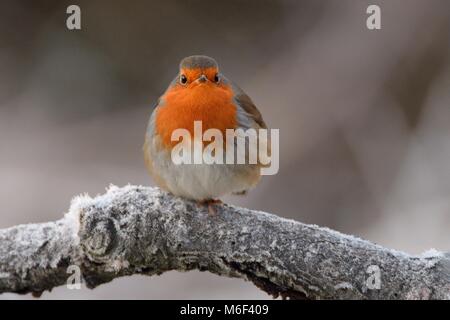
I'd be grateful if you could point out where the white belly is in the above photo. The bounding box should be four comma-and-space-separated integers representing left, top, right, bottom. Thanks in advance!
168, 163, 259, 200
147, 137, 260, 200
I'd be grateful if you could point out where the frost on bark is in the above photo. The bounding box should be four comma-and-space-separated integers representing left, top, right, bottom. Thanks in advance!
0, 185, 449, 299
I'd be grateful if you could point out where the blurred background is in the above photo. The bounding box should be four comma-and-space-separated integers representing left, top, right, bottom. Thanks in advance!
1, 0, 450, 299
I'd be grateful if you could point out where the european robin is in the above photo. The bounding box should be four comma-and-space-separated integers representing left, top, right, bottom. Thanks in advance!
143, 55, 268, 213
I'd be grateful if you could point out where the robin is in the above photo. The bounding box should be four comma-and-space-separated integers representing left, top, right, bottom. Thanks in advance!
144, 55, 268, 213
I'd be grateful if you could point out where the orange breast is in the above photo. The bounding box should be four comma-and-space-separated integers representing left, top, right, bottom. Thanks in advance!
155, 82, 237, 148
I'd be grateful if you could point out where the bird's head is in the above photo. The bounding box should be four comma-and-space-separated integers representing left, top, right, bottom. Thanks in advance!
155, 55, 238, 148
178, 55, 221, 89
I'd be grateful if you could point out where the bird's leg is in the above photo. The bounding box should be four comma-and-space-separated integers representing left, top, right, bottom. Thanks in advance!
207, 199, 223, 215
196, 199, 223, 215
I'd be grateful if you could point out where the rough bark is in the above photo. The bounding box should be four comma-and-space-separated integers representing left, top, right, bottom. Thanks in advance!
0, 185, 449, 299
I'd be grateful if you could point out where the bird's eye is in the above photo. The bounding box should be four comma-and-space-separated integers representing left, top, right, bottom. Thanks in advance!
214, 73, 220, 83
180, 74, 187, 84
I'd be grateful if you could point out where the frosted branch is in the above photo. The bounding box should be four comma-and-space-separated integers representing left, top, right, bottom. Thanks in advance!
0, 186, 449, 299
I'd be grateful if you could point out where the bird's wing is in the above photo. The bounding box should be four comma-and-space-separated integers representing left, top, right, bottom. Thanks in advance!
143, 97, 170, 190
227, 80, 271, 170
229, 81, 267, 130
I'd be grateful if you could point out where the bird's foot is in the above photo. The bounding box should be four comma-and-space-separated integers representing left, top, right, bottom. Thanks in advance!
197, 199, 223, 216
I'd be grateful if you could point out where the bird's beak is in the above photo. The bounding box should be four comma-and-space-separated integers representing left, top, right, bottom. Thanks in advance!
197, 74, 208, 83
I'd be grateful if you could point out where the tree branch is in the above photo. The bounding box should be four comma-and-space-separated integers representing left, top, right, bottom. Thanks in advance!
0, 185, 449, 299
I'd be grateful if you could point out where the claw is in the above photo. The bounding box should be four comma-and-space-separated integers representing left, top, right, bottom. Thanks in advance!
197, 199, 223, 216
208, 203, 216, 216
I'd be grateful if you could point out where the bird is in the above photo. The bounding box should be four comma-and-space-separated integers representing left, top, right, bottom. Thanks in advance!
144, 55, 268, 214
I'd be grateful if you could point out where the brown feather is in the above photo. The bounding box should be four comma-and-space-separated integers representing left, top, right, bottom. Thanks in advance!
235, 92, 267, 129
